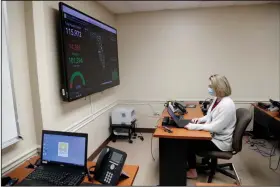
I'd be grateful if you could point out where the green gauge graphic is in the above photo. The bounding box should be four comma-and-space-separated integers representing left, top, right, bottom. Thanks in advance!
69, 71, 86, 89
112, 69, 119, 81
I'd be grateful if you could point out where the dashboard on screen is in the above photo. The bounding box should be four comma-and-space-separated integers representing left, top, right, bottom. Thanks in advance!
59, 2, 120, 102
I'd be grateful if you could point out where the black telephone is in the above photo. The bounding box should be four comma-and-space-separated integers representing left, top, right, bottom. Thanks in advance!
164, 101, 187, 114
94, 146, 127, 185
199, 99, 213, 115
174, 102, 187, 114
1, 176, 18, 186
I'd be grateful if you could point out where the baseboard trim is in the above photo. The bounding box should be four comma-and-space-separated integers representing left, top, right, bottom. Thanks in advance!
88, 135, 112, 161
87, 128, 155, 161
2, 146, 38, 174
135, 128, 155, 133
65, 101, 118, 132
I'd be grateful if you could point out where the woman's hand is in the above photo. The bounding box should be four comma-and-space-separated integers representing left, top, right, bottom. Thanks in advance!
191, 118, 200, 124
184, 123, 195, 129
184, 123, 197, 130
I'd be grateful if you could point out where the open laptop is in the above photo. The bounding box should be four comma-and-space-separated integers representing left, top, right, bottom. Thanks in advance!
17, 130, 88, 186
167, 106, 191, 128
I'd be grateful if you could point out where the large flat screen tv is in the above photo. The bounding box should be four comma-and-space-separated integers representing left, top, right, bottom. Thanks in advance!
59, 2, 120, 102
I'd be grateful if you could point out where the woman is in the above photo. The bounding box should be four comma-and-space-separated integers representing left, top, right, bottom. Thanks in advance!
184, 74, 236, 179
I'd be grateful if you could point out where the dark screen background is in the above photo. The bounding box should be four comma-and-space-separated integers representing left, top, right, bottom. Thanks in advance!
60, 5, 119, 101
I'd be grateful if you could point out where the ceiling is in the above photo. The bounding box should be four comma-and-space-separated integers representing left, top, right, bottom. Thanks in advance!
98, 1, 276, 14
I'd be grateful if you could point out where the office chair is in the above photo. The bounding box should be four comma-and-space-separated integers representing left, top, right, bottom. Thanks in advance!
197, 108, 252, 185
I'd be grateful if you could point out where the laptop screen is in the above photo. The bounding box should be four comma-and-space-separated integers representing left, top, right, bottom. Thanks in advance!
42, 132, 87, 167
167, 106, 179, 124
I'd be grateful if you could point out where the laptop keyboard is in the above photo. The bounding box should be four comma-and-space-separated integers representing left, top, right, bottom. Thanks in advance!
27, 169, 84, 186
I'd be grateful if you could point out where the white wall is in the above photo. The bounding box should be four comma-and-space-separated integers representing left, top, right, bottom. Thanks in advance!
116, 4, 280, 129
2, 1, 119, 173
117, 4, 280, 102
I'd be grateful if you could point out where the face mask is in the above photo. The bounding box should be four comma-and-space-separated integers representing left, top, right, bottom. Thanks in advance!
208, 87, 215, 96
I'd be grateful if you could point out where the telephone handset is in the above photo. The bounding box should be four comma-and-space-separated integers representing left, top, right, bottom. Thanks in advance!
199, 99, 213, 115
94, 146, 127, 185
174, 102, 187, 114
165, 101, 187, 114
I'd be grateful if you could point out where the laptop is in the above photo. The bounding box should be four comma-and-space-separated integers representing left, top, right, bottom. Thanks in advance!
17, 130, 88, 186
167, 106, 191, 128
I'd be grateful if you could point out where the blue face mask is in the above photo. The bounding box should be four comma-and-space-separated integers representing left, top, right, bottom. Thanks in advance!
208, 87, 215, 96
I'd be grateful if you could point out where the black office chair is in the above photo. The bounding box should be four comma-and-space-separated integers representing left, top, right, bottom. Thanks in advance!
197, 108, 252, 185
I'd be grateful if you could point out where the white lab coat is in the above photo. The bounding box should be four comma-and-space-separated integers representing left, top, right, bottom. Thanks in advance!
187, 97, 236, 151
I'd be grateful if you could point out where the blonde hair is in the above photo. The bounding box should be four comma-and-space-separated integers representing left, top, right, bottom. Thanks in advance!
209, 74, 232, 97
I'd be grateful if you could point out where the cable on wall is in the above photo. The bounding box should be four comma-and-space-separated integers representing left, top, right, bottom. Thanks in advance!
151, 135, 156, 161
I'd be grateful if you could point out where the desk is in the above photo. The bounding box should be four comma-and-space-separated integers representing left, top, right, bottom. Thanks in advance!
252, 104, 280, 139
275, 116, 280, 122
252, 104, 279, 118
153, 103, 212, 186
6, 156, 139, 186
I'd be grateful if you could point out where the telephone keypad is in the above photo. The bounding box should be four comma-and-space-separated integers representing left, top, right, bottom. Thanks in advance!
104, 171, 113, 183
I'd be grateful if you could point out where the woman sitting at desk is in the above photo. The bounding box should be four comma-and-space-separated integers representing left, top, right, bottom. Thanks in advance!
184, 74, 236, 179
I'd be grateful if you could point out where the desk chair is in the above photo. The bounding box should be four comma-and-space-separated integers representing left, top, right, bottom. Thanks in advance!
197, 108, 252, 185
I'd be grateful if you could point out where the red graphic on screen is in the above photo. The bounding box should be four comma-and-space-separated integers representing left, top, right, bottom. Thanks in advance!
69, 43, 81, 51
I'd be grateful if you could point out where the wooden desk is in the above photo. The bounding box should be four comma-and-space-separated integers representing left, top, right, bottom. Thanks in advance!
252, 104, 279, 118
275, 116, 280, 122
153, 103, 211, 186
6, 156, 139, 186
252, 104, 280, 139
154, 106, 212, 140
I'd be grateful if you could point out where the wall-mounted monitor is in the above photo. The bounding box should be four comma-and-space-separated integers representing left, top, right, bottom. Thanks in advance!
59, 2, 120, 102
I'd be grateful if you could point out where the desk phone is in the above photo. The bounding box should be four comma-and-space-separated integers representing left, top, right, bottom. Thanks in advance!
94, 146, 127, 185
